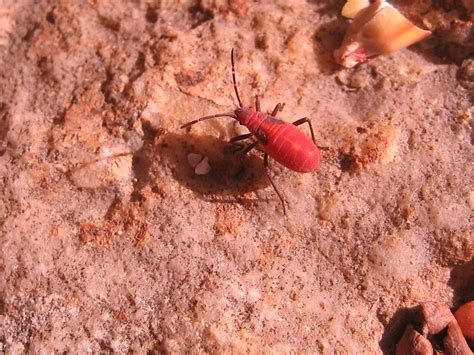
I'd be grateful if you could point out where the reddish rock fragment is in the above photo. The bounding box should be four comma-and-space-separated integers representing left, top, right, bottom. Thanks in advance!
443, 320, 472, 355
396, 324, 433, 355
454, 301, 474, 341
420, 302, 455, 334
462, 0, 474, 12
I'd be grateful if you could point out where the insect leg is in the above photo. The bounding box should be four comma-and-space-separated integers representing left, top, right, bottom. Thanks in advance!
292, 117, 316, 143
229, 133, 253, 143
264, 153, 287, 215
271, 103, 285, 117
255, 95, 261, 111
228, 133, 254, 153
238, 141, 259, 156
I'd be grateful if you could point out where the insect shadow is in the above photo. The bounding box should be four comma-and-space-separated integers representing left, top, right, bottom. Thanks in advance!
135, 132, 270, 202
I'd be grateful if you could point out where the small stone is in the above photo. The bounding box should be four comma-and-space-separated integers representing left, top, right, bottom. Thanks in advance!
420, 302, 454, 334
443, 319, 472, 355
396, 324, 433, 355
195, 156, 211, 175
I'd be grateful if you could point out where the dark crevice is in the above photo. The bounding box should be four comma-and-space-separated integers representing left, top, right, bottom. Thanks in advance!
121, 52, 147, 109
130, 122, 165, 202
0, 103, 9, 156
100, 68, 116, 105
449, 258, 474, 308
145, 6, 158, 24
46, 9, 56, 24
52, 94, 78, 125
379, 305, 422, 353
128, 52, 146, 85
188, 5, 214, 29
339, 153, 356, 172
98, 15, 121, 32
22, 22, 40, 42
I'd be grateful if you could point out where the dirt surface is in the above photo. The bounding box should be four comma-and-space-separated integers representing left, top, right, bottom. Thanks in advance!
0, 0, 473, 353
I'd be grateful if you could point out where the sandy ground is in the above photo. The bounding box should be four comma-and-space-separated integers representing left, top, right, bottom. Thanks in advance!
0, 0, 473, 353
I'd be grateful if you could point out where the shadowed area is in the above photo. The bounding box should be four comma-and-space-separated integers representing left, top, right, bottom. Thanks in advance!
133, 132, 269, 198
1, 0, 473, 353
449, 258, 474, 308
379, 305, 422, 354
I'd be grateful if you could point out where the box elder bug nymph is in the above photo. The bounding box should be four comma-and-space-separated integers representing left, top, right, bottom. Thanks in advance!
181, 48, 321, 214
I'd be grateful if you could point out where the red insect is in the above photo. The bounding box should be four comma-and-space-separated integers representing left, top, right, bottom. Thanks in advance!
181, 48, 321, 214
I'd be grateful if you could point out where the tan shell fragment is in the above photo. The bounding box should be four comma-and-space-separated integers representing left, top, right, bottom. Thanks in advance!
335, 1, 432, 68
341, 0, 370, 19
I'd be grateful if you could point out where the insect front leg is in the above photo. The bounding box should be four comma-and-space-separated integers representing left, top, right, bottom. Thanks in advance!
238, 141, 259, 156
271, 103, 285, 117
263, 154, 286, 215
228, 133, 254, 153
255, 95, 261, 112
292, 117, 316, 144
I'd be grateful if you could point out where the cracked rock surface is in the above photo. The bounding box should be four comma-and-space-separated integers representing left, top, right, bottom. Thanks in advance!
0, 0, 473, 353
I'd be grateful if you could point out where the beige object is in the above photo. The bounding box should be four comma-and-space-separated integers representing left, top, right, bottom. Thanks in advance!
187, 153, 211, 175
335, 0, 432, 68
341, 0, 370, 19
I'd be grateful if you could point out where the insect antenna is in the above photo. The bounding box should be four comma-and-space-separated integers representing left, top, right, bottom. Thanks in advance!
231, 48, 243, 108
180, 113, 237, 129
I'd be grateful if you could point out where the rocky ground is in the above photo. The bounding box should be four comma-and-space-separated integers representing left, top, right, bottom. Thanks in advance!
0, 0, 473, 353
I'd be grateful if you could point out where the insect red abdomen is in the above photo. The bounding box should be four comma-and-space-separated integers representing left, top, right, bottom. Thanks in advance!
260, 118, 320, 173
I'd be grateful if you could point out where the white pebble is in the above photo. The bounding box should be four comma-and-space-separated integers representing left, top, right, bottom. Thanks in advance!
195, 156, 211, 175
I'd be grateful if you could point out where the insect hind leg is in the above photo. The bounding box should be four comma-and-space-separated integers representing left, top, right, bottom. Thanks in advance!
264, 154, 286, 215
292, 117, 316, 144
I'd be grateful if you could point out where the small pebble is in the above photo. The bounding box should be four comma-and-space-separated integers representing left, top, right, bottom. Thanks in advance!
195, 156, 211, 175
187, 153, 211, 175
